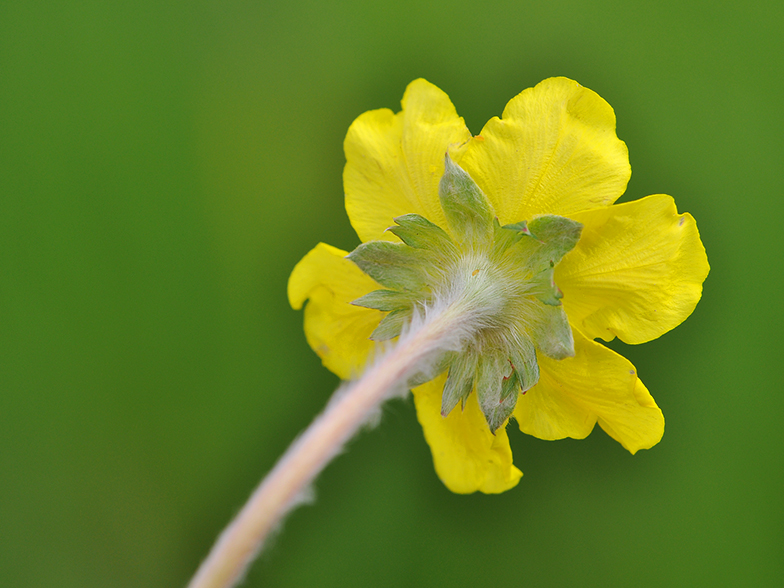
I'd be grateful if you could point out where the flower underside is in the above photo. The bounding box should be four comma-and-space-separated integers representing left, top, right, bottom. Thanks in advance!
349, 154, 583, 432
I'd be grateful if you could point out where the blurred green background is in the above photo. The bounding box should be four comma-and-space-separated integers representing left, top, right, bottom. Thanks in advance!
2, 0, 782, 586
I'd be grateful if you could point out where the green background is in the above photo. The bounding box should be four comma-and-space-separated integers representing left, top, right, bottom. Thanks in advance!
2, 1, 782, 586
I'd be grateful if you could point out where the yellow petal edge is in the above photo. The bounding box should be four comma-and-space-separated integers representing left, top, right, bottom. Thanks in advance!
558, 194, 710, 344
288, 243, 380, 380
515, 329, 664, 454
412, 374, 522, 494
343, 79, 472, 243
459, 77, 631, 224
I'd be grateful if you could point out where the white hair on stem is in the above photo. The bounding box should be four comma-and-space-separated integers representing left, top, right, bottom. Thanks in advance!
187, 285, 490, 588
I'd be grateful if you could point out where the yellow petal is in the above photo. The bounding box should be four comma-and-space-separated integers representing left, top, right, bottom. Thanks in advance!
287, 243, 382, 380
515, 330, 664, 454
412, 373, 522, 494
597, 377, 662, 455
512, 370, 597, 442
557, 194, 710, 344
343, 79, 472, 243
458, 77, 630, 223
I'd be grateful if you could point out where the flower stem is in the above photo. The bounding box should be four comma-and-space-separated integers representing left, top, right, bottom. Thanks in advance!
187, 301, 475, 588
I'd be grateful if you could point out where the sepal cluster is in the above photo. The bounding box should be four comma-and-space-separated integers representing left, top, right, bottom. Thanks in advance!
349, 154, 582, 432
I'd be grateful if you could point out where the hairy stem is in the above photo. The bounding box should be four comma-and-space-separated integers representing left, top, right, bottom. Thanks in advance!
187, 300, 478, 588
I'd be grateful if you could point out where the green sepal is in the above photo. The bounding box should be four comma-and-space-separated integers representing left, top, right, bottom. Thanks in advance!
441, 349, 478, 416
534, 305, 575, 360
492, 218, 524, 255
352, 289, 416, 312
503, 220, 532, 237
387, 214, 456, 254
347, 241, 430, 292
500, 369, 521, 402
504, 215, 582, 271
438, 154, 495, 248
409, 351, 455, 389
526, 215, 583, 267
500, 215, 580, 308
475, 352, 519, 432
509, 338, 540, 392
370, 308, 413, 341
533, 261, 564, 306
482, 388, 518, 434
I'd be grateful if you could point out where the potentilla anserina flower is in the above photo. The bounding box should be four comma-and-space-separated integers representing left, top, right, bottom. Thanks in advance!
288, 78, 709, 494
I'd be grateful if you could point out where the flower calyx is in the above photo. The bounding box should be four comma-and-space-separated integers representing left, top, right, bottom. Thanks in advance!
349, 153, 583, 432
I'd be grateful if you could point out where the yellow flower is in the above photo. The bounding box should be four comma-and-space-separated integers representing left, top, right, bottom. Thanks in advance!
288, 78, 709, 494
